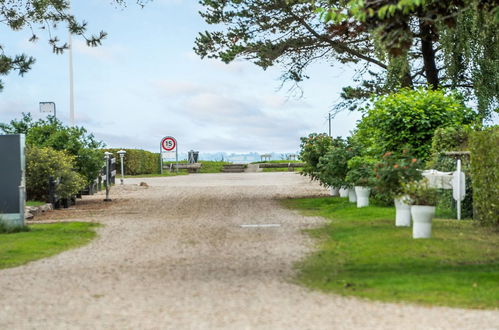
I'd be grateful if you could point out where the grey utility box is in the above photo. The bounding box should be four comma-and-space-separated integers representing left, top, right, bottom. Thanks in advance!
0, 134, 26, 228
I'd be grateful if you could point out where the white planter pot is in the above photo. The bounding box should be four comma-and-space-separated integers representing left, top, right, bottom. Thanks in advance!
339, 188, 349, 197
411, 205, 435, 239
348, 188, 357, 203
329, 187, 340, 196
394, 196, 411, 227
354, 186, 371, 208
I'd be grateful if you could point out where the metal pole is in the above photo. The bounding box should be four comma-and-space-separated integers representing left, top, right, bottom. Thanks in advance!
68, 2, 75, 126
120, 155, 124, 185
104, 152, 111, 202
328, 113, 331, 137
457, 158, 461, 220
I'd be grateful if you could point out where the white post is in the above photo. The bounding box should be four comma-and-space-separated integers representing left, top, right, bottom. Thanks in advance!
117, 150, 126, 185
457, 158, 462, 220
68, 3, 75, 126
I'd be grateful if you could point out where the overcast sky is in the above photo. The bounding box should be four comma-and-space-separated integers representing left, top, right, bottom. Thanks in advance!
0, 0, 364, 153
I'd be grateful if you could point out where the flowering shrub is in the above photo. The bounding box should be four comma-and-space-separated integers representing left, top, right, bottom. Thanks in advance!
373, 150, 423, 200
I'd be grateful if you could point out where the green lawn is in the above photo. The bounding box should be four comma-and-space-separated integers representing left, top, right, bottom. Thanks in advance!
126, 161, 231, 178
26, 201, 46, 207
251, 160, 302, 164
263, 167, 303, 172
0, 222, 99, 270
282, 197, 499, 309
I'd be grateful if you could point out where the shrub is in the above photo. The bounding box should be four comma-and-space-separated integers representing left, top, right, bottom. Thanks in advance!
373, 150, 423, 201
345, 155, 378, 187
26, 146, 86, 201
103, 148, 160, 175
317, 138, 356, 188
0, 113, 105, 184
469, 126, 499, 226
402, 179, 439, 206
299, 133, 334, 181
354, 88, 477, 161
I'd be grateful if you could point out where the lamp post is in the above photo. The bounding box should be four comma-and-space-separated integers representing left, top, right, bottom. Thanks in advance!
117, 150, 126, 185
103, 152, 112, 202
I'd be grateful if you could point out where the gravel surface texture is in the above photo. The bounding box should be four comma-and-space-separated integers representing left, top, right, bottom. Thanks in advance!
1, 172, 498, 329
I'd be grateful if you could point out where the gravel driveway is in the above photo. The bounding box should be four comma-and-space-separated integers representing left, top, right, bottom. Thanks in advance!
1, 172, 497, 329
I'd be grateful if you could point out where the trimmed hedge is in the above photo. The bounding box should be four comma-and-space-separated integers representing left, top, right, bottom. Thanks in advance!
469, 127, 499, 226
103, 149, 160, 175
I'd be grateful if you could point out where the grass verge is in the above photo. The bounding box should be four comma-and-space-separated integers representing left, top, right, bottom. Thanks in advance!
0, 222, 99, 270
26, 201, 46, 207
282, 197, 499, 309
263, 167, 303, 172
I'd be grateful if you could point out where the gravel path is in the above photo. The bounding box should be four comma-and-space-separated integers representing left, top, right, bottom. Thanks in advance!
1, 172, 497, 329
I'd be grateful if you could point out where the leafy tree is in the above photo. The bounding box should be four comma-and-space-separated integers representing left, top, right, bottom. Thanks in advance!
0, 0, 148, 90
0, 113, 104, 184
327, 0, 499, 120
353, 88, 477, 161
196, 0, 393, 102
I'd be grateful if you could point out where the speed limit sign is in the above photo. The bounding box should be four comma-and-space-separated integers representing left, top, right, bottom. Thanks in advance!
162, 137, 176, 151
160, 136, 178, 173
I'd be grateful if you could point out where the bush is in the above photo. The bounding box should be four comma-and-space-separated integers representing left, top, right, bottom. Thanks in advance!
103, 149, 160, 175
469, 126, 499, 226
317, 138, 356, 188
354, 88, 477, 161
299, 133, 334, 181
373, 150, 423, 201
345, 155, 378, 187
0, 113, 104, 184
402, 179, 439, 206
26, 146, 86, 201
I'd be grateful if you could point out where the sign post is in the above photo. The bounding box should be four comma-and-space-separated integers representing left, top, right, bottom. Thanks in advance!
160, 136, 178, 174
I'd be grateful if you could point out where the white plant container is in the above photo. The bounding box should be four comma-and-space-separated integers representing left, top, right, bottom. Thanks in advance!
329, 187, 340, 196
394, 196, 412, 227
339, 188, 349, 197
348, 188, 357, 203
411, 205, 435, 239
354, 186, 371, 208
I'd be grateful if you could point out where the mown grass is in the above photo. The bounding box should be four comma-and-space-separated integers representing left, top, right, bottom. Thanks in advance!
125, 170, 188, 178
0, 222, 99, 270
127, 161, 231, 178
26, 201, 46, 207
282, 197, 499, 309
251, 160, 302, 164
263, 167, 303, 172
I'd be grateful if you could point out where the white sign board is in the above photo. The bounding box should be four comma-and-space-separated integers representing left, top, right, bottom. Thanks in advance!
39, 102, 56, 115
452, 171, 466, 202
161, 136, 177, 160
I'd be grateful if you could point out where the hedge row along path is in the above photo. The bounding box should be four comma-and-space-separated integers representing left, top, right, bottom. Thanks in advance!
1, 172, 497, 329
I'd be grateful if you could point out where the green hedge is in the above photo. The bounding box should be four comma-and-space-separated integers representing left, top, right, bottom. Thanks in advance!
103, 149, 160, 175
469, 127, 499, 226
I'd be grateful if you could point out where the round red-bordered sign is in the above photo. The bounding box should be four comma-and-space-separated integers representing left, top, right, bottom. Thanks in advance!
161, 137, 176, 151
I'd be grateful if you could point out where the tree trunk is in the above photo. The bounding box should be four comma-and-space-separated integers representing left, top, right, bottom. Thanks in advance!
419, 19, 439, 89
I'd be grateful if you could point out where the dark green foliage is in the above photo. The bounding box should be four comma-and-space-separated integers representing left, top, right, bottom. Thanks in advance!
104, 148, 160, 175
299, 133, 334, 182
469, 126, 499, 226
402, 179, 439, 206
354, 88, 477, 161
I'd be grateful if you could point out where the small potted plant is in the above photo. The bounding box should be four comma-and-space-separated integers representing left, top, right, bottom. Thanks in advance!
345, 156, 377, 207
402, 179, 438, 239
374, 151, 422, 226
